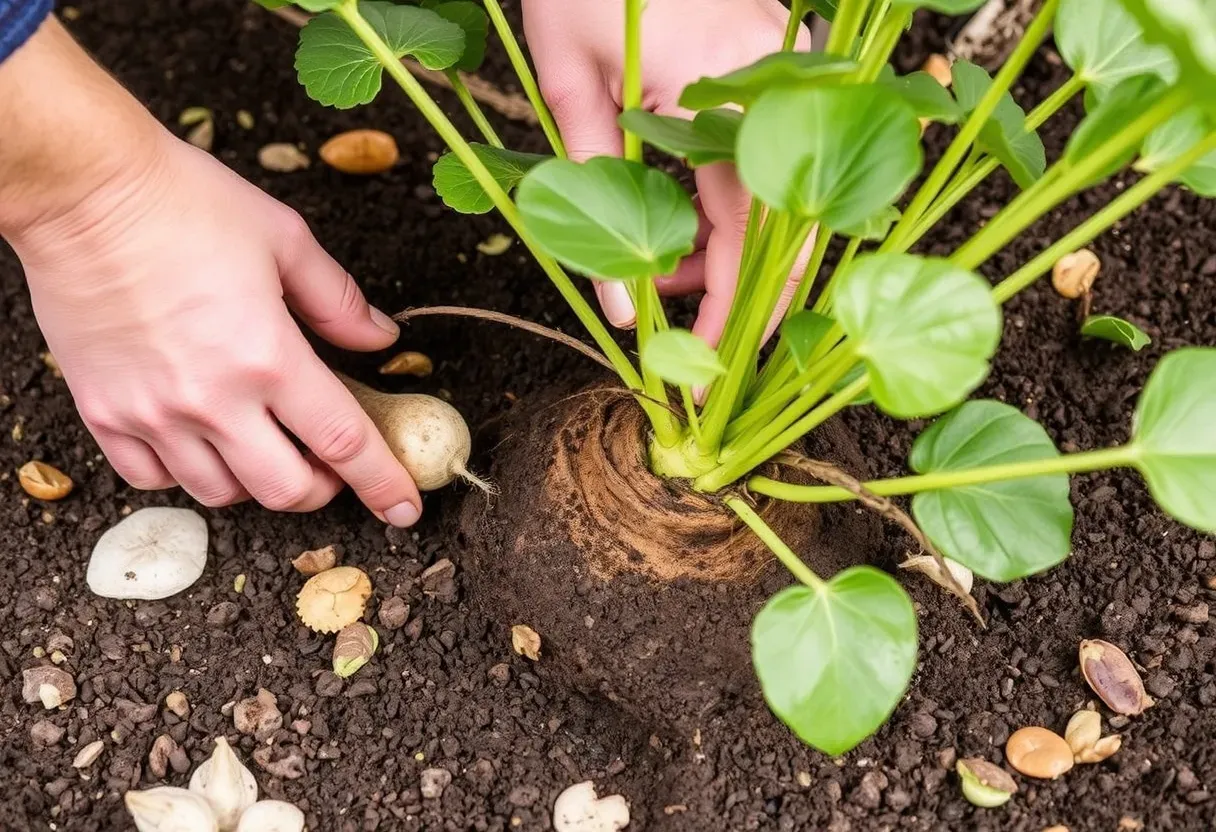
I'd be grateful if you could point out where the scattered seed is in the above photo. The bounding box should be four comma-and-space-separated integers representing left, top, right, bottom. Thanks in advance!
478, 233, 513, 256
332, 623, 379, 678
18, 461, 73, 501
511, 624, 541, 661
1076, 733, 1122, 764
61, 6, 81, 20
1079, 639, 1153, 715
319, 128, 399, 175
148, 734, 177, 779
1052, 249, 1100, 299
258, 143, 311, 173
164, 690, 190, 719
49, 650, 66, 665
233, 574, 247, 594
72, 739, 105, 769
955, 758, 1017, 808
237, 110, 255, 130
796, 771, 812, 788
292, 544, 339, 576
186, 119, 215, 152
553, 781, 630, 832
379, 351, 434, 377
179, 107, 212, 127
296, 566, 373, 633
40, 352, 62, 378
922, 53, 953, 87
21, 666, 75, 709
1064, 709, 1101, 757
1005, 726, 1074, 779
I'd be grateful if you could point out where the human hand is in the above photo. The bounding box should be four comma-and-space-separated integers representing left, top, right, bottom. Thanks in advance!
522, 0, 812, 344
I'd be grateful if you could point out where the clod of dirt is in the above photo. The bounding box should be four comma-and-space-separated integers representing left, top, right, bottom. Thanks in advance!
86, 507, 208, 601
898, 554, 974, 595
955, 758, 1017, 808
420, 767, 452, 799
1076, 734, 1122, 764
553, 781, 630, 832
252, 745, 307, 780
148, 735, 178, 779
1079, 639, 1154, 715
30, 719, 64, 747
379, 351, 433, 377
1052, 249, 1101, 299
233, 689, 283, 741
235, 801, 305, 832
295, 566, 372, 634
332, 623, 378, 678
22, 665, 75, 709
125, 786, 218, 832
258, 143, 310, 173
477, 233, 513, 256
73, 739, 105, 769
165, 691, 190, 719
1005, 726, 1074, 779
1064, 709, 1101, 757
319, 128, 399, 175
922, 53, 953, 87
17, 460, 73, 500
511, 624, 541, 661
377, 596, 410, 630
190, 736, 257, 830
291, 544, 339, 576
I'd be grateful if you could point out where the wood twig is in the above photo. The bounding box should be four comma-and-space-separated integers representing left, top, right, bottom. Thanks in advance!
774, 452, 985, 626
262, 3, 538, 125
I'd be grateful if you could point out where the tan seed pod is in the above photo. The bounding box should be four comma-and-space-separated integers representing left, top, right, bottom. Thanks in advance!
164, 691, 190, 719
379, 351, 434, 378
1075, 733, 1122, 764
319, 128, 400, 175
1005, 726, 1074, 779
1052, 249, 1101, 299
955, 758, 1017, 808
1079, 639, 1153, 715
18, 461, 73, 501
259, 143, 311, 173
296, 566, 373, 634
292, 544, 339, 576
186, 119, 215, 152
1064, 709, 1102, 757
477, 233, 513, 256
922, 53, 953, 87
333, 623, 379, 678
511, 624, 541, 661
178, 106, 212, 127
237, 110, 255, 130
72, 739, 105, 769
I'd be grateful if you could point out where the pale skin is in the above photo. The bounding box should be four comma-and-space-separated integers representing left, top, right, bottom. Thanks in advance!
0, 2, 806, 524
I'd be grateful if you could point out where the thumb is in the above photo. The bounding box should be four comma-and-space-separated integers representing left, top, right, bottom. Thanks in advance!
275, 211, 400, 351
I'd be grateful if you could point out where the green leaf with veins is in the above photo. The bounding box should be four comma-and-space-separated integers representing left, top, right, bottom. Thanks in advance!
432, 144, 548, 214
641, 329, 726, 387
1057, 0, 1178, 98
834, 254, 1001, 419
679, 53, 858, 110
420, 0, 488, 71
737, 84, 922, 228
752, 568, 917, 757
951, 60, 1046, 188
890, 0, 987, 11
295, 2, 465, 108
1130, 348, 1216, 532
1138, 108, 1216, 195
516, 157, 698, 280
1066, 75, 1168, 185
878, 67, 965, 124
1118, 0, 1216, 105
838, 205, 902, 241
782, 311, 836, 372
1081, 315, 1153, 351
910, 400, 1074, 582
617, 109, 741, 166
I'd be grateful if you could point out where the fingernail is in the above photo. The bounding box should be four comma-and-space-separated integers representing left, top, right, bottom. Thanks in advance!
384, 501, 420, 527
370, 306, 400, 339
602, 282, 637, 329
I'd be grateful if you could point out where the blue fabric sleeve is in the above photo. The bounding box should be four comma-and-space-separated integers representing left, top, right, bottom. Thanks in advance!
0, 0, 53, 65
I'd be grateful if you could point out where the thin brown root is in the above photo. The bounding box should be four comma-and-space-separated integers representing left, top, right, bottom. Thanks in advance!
453, 463, 497, 497
774, 452, 986, 627
548, 386, 685, 422
394, 306, 616, 372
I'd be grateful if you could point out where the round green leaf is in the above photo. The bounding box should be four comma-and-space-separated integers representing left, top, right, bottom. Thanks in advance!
1057, 0, 1179, 97
737, 84, 922, 227
910, 400, 1074, 582
1119, 0, 1216, 105
837, 205, 902, 241
640, 329, 726, 387
617, 109, 741, 167
781, 311, 835, 372
1138, 108, 1216, 196
1130, 348, 1216, 532
879, 68, 965, 124
432, 144, 549, 214
421, 0, 488, 72
516, 157, 698, 280
834, 254, 1001, 419
752, 568, 917, 756
1081, 315, 1153, 351
951, 61, 1046, 188
1066, 75, 1168, 184
678, 52, 858, 111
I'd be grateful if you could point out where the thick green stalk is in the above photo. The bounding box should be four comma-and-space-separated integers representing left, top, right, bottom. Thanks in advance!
782, 0, 806, 50
449, 75, 504, 148
726, 497, 826, 591
857, 0, 892, 57
482, 0, 567, 158
855, 7, 908, 81
785, 227, 834, 319
750, 445, 1136, 503
811, 236, 861, 314
622, 0, 644, 161
635, 283, 681, 445
825, 0, 870, 56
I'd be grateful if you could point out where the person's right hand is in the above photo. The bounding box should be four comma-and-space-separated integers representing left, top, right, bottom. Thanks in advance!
8, 130, 424, 526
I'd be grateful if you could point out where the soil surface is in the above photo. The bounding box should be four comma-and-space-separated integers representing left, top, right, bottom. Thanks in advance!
2, 2, 1216, 831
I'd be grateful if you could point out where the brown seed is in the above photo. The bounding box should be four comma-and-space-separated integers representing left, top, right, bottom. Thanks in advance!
72, 739, 105, 769
292, 544, 339, 576
148, 734, 177, 779
186, 119, 215, 152
1052, 249, 1101, 299
1075, 733, 1122, 764
164, 691, 190, 719
296, 566, 373, 633
332, 623, 379, 678
922, 53, 953, 87
379, 351, 433, 377
955, 758, 1017, 807
1079, 639, 1154, 715
18, 461, 73, 501
511, 624, 541, 661
378, 596, 410, 630
40, 352, 62, 378
319, 129, 399, 175
258, 143, 311, 173
1064, 709, 1102, 756
477, 233, 513, 256
1005, 726, 1074, 779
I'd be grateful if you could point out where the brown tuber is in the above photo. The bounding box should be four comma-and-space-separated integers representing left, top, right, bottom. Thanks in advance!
296, 566, 373, 634
1052, 249, 1101, 299
1079, 639, 1153, 715
319, 128, 399, 175
18, 461, 73, 501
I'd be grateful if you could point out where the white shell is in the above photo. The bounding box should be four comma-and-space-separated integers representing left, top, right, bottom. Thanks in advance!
899, 554, 974, 595
87, 507, 208, 600
236, 801, 306, 832
125, 787, 219, 832
553, 781, 630, 832
189, 737, 258, 831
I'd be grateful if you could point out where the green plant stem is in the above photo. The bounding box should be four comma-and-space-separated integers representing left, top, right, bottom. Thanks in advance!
634, 281, 680, 444
811, 235, 862, 314
786, 227, 834, 318
449, 74, 504, 148
682, 386, 704, 444
717, 209, 777, 372
857, 0, 892, 57
726, 497, 826, 591
750, 445, 1136, 503
622, 0, 644, 161
882, 0, 1060, 252
1027, 74, 1086, 132
782, 0, 806, 50
855, 7, 907, 81
482, 0, 566, 158
825, 0, 870, 56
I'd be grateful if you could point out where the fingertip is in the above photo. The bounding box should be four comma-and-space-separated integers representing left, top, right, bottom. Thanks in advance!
596, 281, 637, 328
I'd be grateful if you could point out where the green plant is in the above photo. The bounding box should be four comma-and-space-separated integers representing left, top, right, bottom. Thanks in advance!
272, 0, 1216, 756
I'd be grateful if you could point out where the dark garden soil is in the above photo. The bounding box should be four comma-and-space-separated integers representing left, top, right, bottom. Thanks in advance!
2, 2, 1216, 830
